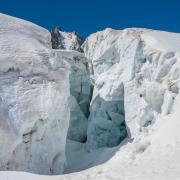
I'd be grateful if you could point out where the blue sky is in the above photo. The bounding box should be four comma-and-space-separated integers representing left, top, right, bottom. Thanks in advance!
0, 0, 180, 37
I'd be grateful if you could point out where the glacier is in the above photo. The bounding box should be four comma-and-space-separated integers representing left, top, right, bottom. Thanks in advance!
0, 13, 180, 180
0, 13, 71, 175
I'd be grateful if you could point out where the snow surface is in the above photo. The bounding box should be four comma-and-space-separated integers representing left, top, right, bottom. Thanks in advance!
64, 140, 119, 173
141, 30, 180, 52
1, 14, 180, 180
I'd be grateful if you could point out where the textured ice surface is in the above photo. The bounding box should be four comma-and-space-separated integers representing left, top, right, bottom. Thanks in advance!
1, 14, 180, 180
83, 27, 180, 149
0, 13, 70, 175
86, 96, 127, 150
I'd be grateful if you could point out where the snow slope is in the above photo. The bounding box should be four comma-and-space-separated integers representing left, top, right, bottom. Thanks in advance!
1, 14, 180, 180
141, 30, 180, 52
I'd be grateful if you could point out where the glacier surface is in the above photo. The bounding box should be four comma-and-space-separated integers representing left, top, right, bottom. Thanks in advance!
0, 13, 180, 180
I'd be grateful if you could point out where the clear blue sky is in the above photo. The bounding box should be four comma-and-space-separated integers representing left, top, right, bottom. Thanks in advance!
0, 0, 180, 37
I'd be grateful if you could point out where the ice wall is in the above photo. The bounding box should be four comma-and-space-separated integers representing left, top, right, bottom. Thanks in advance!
83, 28, 179, 150
0, 13, 70, 175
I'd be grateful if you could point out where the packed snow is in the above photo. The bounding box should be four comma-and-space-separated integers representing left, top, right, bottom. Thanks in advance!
141, 30, 180, 52
1, 13, 180, 180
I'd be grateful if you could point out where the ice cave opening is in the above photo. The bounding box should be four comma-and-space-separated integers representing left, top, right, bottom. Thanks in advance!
65, 83, 128, 174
